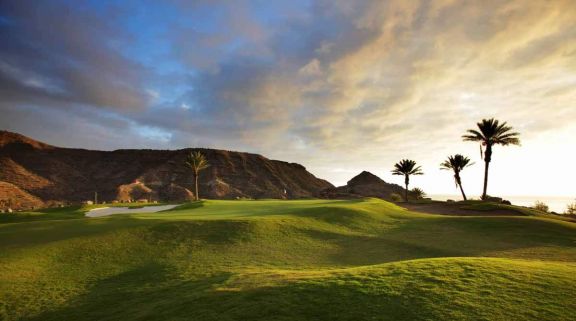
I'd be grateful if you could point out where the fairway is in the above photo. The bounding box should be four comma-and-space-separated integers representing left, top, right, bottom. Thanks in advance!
1, 199, 575, 320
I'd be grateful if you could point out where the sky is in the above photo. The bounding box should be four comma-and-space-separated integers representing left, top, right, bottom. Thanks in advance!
1, 0, 575, 197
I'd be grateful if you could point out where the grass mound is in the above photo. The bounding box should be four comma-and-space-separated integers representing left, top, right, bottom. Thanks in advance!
1, 199, 575, 320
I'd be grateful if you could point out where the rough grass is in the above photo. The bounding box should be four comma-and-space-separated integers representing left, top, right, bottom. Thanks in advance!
407, 199, 573, 222
1, 198, 575, 320
458, 200, 574, 221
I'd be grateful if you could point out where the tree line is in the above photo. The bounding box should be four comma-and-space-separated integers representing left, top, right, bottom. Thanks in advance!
392, 118, 521, 202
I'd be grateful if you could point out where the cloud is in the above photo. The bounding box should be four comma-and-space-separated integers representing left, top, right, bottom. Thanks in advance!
1, 0, 576, 194
0, 0, 153, 111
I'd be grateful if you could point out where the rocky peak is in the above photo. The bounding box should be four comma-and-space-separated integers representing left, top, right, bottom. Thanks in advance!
347, 171, 385, 186
319, 171, 405, 200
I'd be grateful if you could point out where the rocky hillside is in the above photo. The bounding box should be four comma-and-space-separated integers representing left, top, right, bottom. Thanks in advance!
319, 171, 407, 200
0, 131, 333, 209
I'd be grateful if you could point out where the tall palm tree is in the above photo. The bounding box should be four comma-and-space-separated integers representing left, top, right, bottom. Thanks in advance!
462, 118, 520, 200
186, 151, 210, 201
440, 154, 474, 201
392, 159, 423, 202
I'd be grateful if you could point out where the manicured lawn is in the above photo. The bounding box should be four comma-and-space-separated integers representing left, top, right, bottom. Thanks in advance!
1, 199, 575, 320
0, 202, 170, 224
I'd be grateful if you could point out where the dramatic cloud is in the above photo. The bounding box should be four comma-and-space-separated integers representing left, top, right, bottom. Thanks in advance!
0, 0, 153, 110
1, 0, 575, 196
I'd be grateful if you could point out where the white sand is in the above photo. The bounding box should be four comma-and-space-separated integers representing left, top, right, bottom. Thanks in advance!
85, 205, 179, 217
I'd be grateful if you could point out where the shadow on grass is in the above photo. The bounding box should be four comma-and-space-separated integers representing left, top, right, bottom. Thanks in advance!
295, 214, 576, 265
22, 259, 576, 321
22, 263, 419, 321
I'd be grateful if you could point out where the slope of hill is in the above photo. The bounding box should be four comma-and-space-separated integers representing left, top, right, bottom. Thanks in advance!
0, 131, 54, 150
0, 198, 575, 320
0, 131, 333, 208
319, 171, 407, 200
0, 181, 44, 210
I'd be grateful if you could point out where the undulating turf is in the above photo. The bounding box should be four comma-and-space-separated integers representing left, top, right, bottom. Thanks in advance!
1, 199, 575, 320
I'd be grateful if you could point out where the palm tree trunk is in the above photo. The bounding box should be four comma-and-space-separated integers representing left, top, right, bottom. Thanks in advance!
482, 161, 489, 200
459, 184, 467, 201
405, 183, 408, 202
456, 174, 467, 201
404, 175, 409, 202
459, 182, 467, 201
482, 145, 492, 200
194, 172, 199, 201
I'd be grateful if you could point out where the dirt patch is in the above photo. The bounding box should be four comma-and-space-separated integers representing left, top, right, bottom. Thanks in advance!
400, 202, 524, 216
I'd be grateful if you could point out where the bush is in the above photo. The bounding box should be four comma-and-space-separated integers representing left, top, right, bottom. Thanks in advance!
565, 202, 576, 215
484, 195, 503, 203
411, 188, 426, 200
533, 201, 549, 213
390, 193, 403, 202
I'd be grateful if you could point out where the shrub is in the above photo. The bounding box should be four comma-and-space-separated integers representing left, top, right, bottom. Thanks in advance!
484, 195, 503, 203
565, 202, 576, 215
390, 193, 403, 202
533, 201, 549, 213
411, 188, 426, 200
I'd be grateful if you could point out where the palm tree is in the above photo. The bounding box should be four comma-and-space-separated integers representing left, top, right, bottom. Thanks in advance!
186, 151, 210, 201
440, 154, 474, 201
462, 118, 520, 200
392, 159, 423, 202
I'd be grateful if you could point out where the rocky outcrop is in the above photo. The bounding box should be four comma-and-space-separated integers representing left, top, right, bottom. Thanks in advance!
0, 131, 333, 209
116, 180, 155, 202
319, 171, 406, 200
0, 181, 44, 211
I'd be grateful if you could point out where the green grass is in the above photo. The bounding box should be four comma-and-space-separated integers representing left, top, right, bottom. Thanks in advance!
0, 202, 171, 224
1, 198, 575, 320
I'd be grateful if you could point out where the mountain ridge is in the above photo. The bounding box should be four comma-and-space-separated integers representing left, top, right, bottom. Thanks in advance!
0, 130, 333, 209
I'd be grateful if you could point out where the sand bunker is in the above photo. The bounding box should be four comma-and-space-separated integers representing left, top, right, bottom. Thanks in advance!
85, 205, 179, 217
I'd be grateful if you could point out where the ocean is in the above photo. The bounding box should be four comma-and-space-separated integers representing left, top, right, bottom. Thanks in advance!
429, 194, 576, 214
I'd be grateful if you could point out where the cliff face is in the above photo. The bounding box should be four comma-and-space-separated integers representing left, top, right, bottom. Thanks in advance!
319, 171, 406, 200
0, 131, 333, 209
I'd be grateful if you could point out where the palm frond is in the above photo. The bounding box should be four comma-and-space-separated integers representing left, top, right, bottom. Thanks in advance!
463, 118, 521, 146
391, 159, 424, 175
439, 160, 452, 170
186, 151, 210, 173
439, 154, 474, 172
462, 129, 485, 142
410, 166, 424, 175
